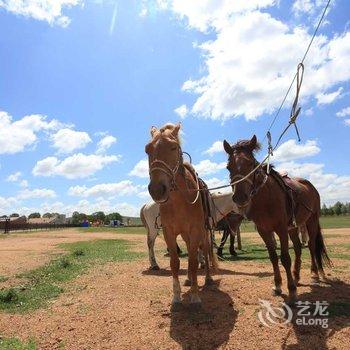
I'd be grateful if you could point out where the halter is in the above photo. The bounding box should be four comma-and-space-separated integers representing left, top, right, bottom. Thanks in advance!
148, 141, 200, 205
230, 157, 268, 208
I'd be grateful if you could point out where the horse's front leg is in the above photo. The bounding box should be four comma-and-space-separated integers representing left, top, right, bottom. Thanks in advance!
164, 229, 182, 310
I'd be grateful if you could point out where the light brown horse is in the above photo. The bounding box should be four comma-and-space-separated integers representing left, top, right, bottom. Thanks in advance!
223, 135, 331, 303
146, 123, 217, 309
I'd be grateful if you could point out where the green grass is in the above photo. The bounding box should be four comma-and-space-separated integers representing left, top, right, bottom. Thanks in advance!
320, 215, 350, 229
0, 239, 143, 313
77, 226, 145, 234
0, 276, 8, 282
0, 338, 36, 350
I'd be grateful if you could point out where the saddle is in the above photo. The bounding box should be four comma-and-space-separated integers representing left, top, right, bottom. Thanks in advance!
183, 162, 216, 230
268, 168, 301, 226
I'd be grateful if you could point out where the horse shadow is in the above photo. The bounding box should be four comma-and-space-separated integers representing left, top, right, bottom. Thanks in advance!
142, 267, 273, 279
169, 279, 238, 350
281, 278, 350, 350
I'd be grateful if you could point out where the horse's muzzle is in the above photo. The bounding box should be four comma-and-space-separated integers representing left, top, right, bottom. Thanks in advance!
148, 181, 169, 203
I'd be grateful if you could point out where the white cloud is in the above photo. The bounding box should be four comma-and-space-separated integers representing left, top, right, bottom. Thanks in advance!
0, 111, 63, 155
194, 159, 226, 176
17, 188, 56, 200
292, 0, 315, 16
316, 87, 343, 105
345, 119, 350, 126
174, 104, 188, 119
336, 107, 350, 117
129, 159, 149, 178
96, 135, 117, 154
162, 3, 350, 121
68, 180, 137, 198
6, 171, 22, 182
0, 0, 82, 27
51, 128, 91, 154
32, 153, 120, 179
203, 140, 223, 156
19, 180, 29, 188
276, 161, 350, 205
203, 177, 231, 194
272, 139, 320, 162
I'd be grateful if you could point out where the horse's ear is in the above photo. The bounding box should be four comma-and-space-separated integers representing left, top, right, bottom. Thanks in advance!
223, 140, 233, 155
172, 122, 181, 137
249, 135, 257, 151
150, 126, 158, 138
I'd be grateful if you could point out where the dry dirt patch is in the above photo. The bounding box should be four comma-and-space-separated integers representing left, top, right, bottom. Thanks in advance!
0, 228, 349, 349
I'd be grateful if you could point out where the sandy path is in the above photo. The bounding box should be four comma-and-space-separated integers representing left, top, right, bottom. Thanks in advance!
0, 228, 349, 349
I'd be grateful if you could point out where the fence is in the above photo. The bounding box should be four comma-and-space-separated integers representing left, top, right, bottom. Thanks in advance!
0, 220, 80, 233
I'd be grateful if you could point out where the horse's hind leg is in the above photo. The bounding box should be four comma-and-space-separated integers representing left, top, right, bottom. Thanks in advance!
276, 227, 297, 304
147, 228, 160, 270
217, 229, 229, 258
258, 229, 282, 296
229, 231, 237, 256
188, 236, 201, 306
202, 230, 214, 286
289, 226, 302, 285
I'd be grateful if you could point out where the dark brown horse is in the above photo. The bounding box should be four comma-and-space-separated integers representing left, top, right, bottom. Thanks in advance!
216, 213, 243, 258
223, 135, 331, 303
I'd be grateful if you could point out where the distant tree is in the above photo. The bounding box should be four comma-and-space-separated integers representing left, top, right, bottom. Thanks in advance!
72, 211, 87, 225
28, 212, 41, 219
43, 212, 53, 218
92, 211, 106, 223
10, 213, 20, 217
333, 202, 343, 216
105, 212, 123, 224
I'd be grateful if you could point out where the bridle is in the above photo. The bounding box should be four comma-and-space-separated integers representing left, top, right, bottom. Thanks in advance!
148, 141, 200, 205
229, 154, 268, 208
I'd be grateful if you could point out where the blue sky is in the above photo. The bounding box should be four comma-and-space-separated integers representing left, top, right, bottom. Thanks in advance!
0, 0, 349, 217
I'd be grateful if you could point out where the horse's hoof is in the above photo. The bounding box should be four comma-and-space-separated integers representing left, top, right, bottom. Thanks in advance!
272, 287, 282, 296
311, 276, 320, 285
205, 277, 214, 286
149, 265, 160, 271
184, 279, 192, 286
171, 302, 182, 312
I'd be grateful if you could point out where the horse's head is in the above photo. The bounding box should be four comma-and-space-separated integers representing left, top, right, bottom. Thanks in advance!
145, 123, 182, 203
223, 135, 261, 208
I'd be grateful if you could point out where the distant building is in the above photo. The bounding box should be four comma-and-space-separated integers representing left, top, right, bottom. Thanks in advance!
28, 214, 67, 225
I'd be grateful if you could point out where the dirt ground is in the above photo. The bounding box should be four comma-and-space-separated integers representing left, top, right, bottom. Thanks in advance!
0, 228, 349, 350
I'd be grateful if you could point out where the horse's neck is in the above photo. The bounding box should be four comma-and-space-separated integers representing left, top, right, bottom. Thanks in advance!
213, 193, 237, 221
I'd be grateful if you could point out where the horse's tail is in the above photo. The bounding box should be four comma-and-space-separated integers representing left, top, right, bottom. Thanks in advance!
208, 229, 219, 271
315, 219, 332, 269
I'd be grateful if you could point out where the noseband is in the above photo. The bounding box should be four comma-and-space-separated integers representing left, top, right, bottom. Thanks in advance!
230, 161, 268, 208
149, 147, 182, 188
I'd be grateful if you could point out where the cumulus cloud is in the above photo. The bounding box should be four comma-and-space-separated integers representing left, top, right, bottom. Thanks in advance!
129, 159, 149, 178
275, 161, 350, 205
32, 153, 120, 179
174, 104, 188, 119
96, 135, 117, 154
0, 111, 63, 155
159, 2, 350, 121
272, 139, 320, 162
17, 188, 56, 200
316, 87, 343, 105
68, 180, 137, 198
336, 107, 350, 117
51, 128, 91, 154
0, 0, 82, 27
194, 159, 226, 176
203, 140, 223, 156
6, 171, 22, 182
